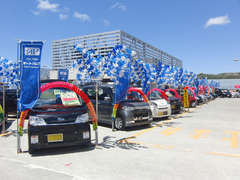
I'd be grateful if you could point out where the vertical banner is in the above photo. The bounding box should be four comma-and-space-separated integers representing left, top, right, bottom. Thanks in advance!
58, 69, 69, 82
183, 88, 189, 108
19, 41, 43, 112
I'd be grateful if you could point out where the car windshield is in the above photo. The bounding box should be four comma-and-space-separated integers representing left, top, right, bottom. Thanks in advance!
35, 88, 83, 108
149, 91, 163, 100
165, 91, 174, 97
127, 91, 144, 102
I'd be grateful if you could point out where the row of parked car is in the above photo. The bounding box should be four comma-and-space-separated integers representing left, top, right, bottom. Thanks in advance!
0, 81, 219, 154
215, 89, 240, 98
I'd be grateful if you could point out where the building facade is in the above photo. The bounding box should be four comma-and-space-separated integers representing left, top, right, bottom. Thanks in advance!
52, 30, 183, 70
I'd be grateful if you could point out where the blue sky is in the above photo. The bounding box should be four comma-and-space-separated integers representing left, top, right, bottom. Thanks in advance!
0, 0, 240, 74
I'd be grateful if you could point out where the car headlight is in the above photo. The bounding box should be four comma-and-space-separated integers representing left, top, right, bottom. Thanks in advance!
29, 116, 46, 126
151, 102, 158, 108
75, 113, 89, 123
121, 106, 132, 111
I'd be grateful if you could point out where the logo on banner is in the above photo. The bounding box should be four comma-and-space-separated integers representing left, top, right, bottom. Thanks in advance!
24, 47, 41, 56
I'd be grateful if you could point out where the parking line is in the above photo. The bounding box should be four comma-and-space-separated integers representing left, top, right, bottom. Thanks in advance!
130, 125, 158, 138
208, 152, 240, 158
222, 131, 240, 148
192, 129, 211, 139
160, 127, 182, 136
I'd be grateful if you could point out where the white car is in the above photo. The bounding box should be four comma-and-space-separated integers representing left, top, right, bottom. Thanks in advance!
148, 90, 171, 119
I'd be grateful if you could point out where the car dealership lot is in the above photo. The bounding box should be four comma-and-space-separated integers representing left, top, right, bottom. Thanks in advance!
1, 98, 240, 180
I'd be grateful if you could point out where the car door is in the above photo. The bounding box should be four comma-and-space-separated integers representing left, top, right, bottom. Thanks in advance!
99, 87, 114, 124
83, 86, 104, 123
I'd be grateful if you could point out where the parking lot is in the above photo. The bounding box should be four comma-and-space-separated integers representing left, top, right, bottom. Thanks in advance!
0, 98, 240, 180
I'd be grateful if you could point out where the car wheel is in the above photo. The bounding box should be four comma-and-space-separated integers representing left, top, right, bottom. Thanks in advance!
115, 117, 125, 130
191, 101, 197, 108
28, 147, 35, 155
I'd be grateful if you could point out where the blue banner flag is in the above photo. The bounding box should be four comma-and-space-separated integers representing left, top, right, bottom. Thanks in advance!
58, 69, 69, 82
19, 41, 43, 112
114, 69, 130, 104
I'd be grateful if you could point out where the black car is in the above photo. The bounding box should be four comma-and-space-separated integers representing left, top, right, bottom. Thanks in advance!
164, 91, 183, 114
0, 89, 17, 118
221, 89, 232, 98
28, 87, 91, 154
82, 84, 152, 130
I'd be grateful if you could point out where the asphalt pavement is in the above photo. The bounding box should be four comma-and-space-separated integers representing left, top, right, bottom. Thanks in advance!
0, 98, 240, 180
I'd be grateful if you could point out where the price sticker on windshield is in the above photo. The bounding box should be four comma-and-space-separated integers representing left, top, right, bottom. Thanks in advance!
60, 91, 81, 106
54, 89, 61, 95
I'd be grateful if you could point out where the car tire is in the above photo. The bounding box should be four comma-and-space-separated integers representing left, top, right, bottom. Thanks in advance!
115, 117, 125, 130
191, 101, 197, 108
28, 147, 35, 155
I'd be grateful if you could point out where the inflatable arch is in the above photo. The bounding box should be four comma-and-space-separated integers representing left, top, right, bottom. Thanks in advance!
146, 88, 169, 101
19, 81, 98, 135
165, 88, 181, 99
128, 87, 149, 103
184, 86, 197, 98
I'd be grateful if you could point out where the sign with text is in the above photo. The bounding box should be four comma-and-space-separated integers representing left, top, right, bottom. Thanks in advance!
60, 91, 80, 106
19, 41, 43, 112
183, 89, 189, 108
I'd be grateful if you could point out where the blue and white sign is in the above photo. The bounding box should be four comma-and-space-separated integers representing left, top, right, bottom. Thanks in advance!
58, 69, 69, 82
19, 41, 43, 112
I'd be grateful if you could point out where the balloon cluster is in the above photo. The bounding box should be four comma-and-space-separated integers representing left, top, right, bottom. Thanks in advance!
0, 57, 19, 88
72, 44, 220, 90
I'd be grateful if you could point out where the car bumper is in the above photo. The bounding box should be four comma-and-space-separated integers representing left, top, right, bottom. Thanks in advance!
28, 122, 91, 151
125, 118, 153, 127
171, 104, 182, 114
151, 106, 171, 118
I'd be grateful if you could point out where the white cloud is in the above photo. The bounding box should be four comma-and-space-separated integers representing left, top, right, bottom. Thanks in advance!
110, 2, 127, 11
104, 19, 110, 26
73, 12, 91, 22
205, 15, 231, 28
59, 14, 68, 20
37, 0, 59, 12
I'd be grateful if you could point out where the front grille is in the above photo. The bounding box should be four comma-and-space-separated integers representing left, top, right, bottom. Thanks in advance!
132, 109, 149, 121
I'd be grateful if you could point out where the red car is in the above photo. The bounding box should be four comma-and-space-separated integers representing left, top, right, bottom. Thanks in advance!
165, 87, 197, 108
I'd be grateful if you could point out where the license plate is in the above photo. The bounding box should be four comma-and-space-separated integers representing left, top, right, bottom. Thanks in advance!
47, 134, 63, 143
158, 111, 164, 116
171, 105, 176, 109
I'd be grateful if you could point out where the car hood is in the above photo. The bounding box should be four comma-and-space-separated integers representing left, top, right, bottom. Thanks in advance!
31, 105, 88, 124
150, 99, 168, 108
120, 101, 151, 110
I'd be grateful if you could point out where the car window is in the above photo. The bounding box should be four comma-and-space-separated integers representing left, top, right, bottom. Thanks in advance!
165, 91, 173, 97
127, 91, 143, 102
35, 88, 83, 107
149, 91, 162, 100
84, 87, 112, 101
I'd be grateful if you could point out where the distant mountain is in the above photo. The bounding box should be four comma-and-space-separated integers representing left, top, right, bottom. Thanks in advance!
198, 72, 240, 79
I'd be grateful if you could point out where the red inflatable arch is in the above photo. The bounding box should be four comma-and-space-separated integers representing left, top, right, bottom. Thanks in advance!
184, 86, 197, 98
165, 88, 181, 99
146, 88, 168, 101
128, 87, 149, 103
19, 81, 97, 134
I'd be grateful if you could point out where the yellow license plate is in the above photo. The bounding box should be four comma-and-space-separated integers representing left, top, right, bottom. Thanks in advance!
171, 105, 176, 109
47, 134, 63, 143
158, 111, 164, 116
